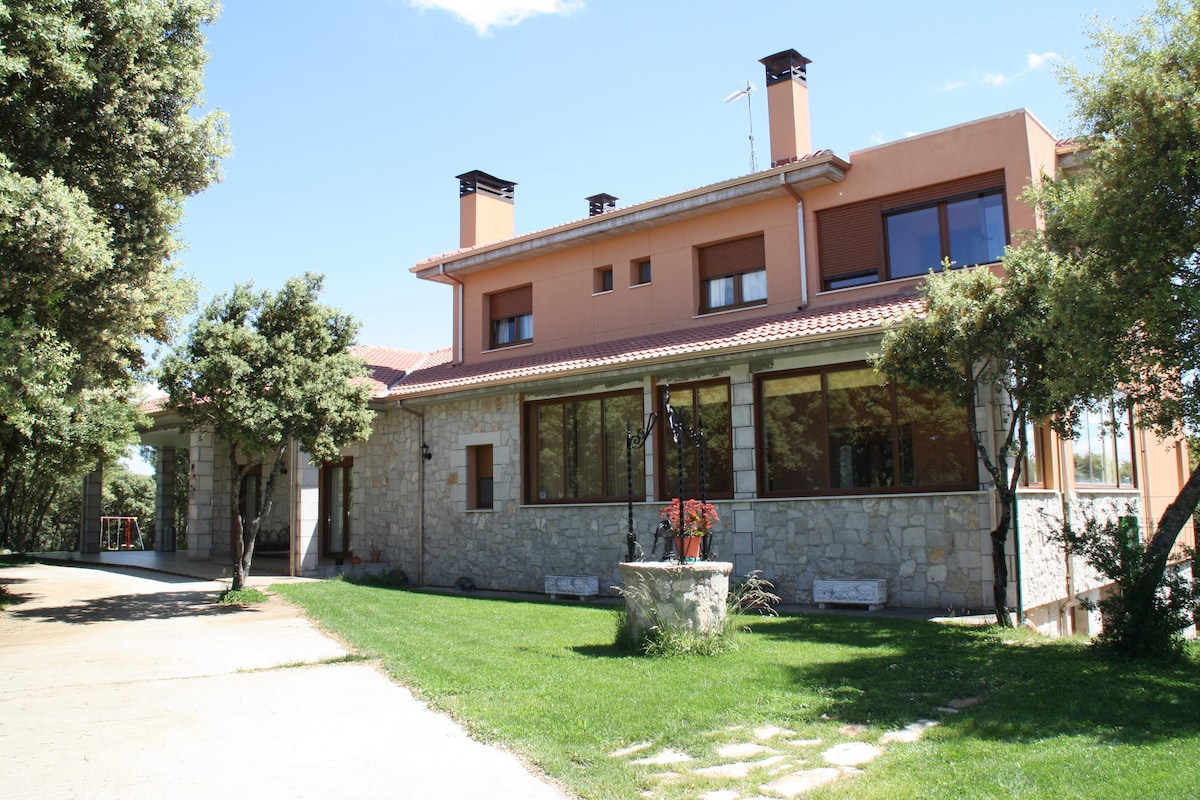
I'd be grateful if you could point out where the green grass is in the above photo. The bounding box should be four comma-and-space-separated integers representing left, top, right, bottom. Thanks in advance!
218, 586, 269, 605
273, 580, 1200, 800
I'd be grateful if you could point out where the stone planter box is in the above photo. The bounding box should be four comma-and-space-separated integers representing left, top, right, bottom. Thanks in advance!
812, 578, 887, 610
619, 561, 733, 644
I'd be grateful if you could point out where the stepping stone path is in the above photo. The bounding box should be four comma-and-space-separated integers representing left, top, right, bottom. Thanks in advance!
611, 706, 958, 799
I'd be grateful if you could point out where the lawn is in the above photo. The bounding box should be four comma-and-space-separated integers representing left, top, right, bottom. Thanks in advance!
272, 579, 1200, 800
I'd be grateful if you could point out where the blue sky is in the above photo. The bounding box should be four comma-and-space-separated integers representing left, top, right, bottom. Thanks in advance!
179, 0, 1142, 354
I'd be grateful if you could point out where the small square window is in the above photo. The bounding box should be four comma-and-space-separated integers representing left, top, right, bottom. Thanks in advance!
594, 267, 613, 294
632, 258, 651, 286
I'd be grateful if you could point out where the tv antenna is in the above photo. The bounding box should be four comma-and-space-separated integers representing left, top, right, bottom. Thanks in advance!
724, 81, 757, 172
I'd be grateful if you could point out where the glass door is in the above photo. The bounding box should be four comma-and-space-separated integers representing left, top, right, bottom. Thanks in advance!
321, 458, 352, 558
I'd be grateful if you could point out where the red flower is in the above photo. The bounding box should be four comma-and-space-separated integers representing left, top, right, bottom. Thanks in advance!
659, 499, 720, 536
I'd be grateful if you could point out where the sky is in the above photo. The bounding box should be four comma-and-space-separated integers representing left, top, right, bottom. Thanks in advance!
177, 0, 1144, 356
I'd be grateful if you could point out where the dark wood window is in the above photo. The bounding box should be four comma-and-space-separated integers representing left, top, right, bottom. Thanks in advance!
320, 457, 353, 557
524, 390, 644, 503
817, 171, 1007, 290
632, 258, 652, 286
594, 267, 613, 294
699, 234, 767, 313
657, 381, 734, 500
756, 365, 976, 496
468, 444, 494, 509
489, 285, 533, 348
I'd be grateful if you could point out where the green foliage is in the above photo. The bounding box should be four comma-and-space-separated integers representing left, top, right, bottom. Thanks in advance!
217, 586, 269, 605
0, 1, 227, 548
1057, 515, 1199, 660
158, 273, 374, 588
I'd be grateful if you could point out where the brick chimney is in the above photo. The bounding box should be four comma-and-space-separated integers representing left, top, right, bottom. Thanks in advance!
457, 170, 515, 248
759, 49, 812, 168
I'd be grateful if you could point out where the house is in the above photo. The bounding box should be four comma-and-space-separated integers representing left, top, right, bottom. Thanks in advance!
139, 49, 1194, 634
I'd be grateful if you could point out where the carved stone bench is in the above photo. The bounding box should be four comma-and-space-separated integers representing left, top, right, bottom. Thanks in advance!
544, 574, 599, 601
812, 579, 887, 611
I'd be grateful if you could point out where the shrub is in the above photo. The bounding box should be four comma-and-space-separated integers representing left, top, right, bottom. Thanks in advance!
1058, 515, 1198, 660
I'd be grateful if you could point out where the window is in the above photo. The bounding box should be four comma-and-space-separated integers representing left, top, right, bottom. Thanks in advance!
632, 258, 652, 286
658, 381, 734, 500
525, 390, 644, 503
885, 191, 1006, 279
594, 267, 613, 294
1020, 421, 1045, 487
757, 365, 976, 496
320, 458, 353, 557
699, 234, 767, 313
1074, 402, 1135, 487
468, 444, 494, 509
489, 285, 532, 348
817, 171, 1007, 291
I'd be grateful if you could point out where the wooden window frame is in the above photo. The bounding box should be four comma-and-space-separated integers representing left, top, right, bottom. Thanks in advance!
488, 285, 533, 349
523, 389, 645, 504
755, 364, 977, 497
655, 380, 735, 501
468, 444, 494, 510
698, 234, 767, 314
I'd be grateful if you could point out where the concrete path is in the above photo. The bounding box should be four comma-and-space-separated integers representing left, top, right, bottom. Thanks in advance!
0, 563, 573, 800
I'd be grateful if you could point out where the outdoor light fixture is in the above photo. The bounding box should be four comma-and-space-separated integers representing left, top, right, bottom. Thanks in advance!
421, 442, 432, 461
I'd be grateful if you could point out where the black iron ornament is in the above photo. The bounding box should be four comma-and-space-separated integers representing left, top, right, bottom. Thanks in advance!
624, 407, 658, 562
663, 386, 712, 561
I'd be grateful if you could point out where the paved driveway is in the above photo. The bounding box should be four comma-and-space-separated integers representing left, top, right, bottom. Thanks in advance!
0, 563, 572, 800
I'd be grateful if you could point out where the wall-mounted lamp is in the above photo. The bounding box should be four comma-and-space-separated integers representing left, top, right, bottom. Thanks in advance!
421, 442, 432, 461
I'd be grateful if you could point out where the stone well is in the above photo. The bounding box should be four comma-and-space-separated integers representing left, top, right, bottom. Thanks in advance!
619, 561, 733, 644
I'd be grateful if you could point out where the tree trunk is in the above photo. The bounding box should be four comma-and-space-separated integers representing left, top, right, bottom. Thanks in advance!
990, 486, 1014, 627
1125, 462, 1200, 611
228, 454, 247, 591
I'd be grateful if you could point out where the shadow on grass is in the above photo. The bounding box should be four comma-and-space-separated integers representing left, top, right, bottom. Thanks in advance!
9, 590, 251, 625
754, 614, 1200, 744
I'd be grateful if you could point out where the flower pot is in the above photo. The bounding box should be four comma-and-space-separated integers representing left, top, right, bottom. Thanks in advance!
369, 549, 381, 563
674, 535, 702, 563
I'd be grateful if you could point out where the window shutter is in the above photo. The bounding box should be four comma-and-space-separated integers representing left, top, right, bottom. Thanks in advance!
489, 285, 532, 320
879, 170, 1005, 212
816, 200, 883, 282
698, 234, 765, 280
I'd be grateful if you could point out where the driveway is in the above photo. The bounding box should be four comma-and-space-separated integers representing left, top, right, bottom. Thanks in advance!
0, 563, 572, 800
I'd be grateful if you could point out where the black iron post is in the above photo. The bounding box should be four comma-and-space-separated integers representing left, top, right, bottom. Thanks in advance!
624, 410, 658, 562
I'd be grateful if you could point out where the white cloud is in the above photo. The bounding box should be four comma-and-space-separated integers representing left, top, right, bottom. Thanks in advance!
942, 79, 967, 91
1027, 51, 1060, 70
983, 73, 1006, 86
408, 0, 584, 35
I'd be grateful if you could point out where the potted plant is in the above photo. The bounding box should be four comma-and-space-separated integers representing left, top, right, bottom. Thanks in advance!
659, 499, 719, 562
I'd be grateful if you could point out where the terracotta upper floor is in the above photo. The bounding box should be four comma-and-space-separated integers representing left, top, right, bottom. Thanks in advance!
411, 50, 1068, 369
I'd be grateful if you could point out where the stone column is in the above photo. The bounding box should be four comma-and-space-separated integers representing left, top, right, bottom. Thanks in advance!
290, 445, 321, 576
188, 430, 214, 560
154, 446, 177, 552
78, 464, 103, 553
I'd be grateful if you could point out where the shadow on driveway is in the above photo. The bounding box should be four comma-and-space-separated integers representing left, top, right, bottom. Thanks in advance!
9, 589, 256, 625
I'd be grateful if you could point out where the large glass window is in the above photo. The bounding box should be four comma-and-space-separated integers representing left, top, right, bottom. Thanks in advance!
757, 366, 976, 496
658, 381, 734, 499
886, 191, 1006, 279
526, 391, 644, 503
1074, 402, 1135, 487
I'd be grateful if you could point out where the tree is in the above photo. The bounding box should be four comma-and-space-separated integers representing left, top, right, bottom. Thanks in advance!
158, 274, 375, 590
0, 0, 228, 549
872, 251, 1081, 626
1032, 0, 1200, 652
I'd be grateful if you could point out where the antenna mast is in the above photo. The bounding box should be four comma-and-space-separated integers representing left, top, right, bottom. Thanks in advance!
723, 81, 757, 172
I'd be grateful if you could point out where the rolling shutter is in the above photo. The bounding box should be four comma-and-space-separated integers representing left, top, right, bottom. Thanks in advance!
698, 234, 766, 280
816, 200, 883, 283
489, 285, 532, 320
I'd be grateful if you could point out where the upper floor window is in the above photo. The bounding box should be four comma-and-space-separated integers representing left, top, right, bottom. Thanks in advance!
885, 191, 1006, 279
817, 171, 1007, 291
632, 258, 652, 286
594, 266, 613, 294
756, 365, 977, 496
489, 285, 532, 349
524, 390, 644, 503
699, 234, 767, 313
1074, 401, 1135, 487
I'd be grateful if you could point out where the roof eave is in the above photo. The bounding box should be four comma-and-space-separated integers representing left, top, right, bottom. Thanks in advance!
413, 155, 849, 283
